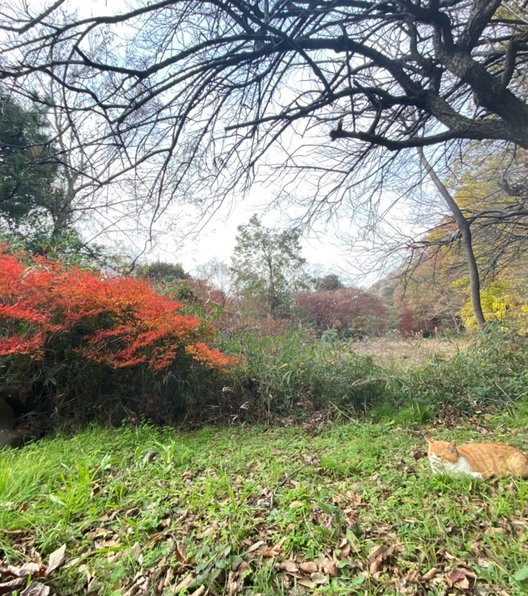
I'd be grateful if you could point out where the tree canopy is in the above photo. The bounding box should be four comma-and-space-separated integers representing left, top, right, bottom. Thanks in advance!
0, 0, 526, 213
0, 92, 58, 229
231, 215, 306, 317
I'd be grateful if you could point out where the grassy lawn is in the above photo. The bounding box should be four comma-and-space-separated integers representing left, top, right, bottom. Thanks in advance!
1, 409, 528, 594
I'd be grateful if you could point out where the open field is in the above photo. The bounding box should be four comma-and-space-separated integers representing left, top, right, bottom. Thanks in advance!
1, 409, 527, 595
350, 334, 472, 370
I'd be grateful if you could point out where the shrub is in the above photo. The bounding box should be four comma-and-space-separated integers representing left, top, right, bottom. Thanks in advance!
223, 327, 528, 423
0, 247, 238, 425
461, 281, 528, 332
391, 327, 528, 416
223, 330, 386, 418
294, 287, 389, 335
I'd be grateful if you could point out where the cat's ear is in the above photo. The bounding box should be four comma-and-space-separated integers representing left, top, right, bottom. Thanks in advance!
424, 435, 432, 444
448, 440, 457, 452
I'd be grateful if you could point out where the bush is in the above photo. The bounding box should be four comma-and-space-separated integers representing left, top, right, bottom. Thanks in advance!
223, 330, 386, 419
223, 327, 528, 423
387, 326, 528, 416
294, 287, 389, 335
0, 247, 238, 426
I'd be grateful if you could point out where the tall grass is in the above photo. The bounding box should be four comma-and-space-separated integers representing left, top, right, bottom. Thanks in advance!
223, 327, 528, 423
4, 326, 527, 430
224, 331, 392, 419
397, 329, 528, 415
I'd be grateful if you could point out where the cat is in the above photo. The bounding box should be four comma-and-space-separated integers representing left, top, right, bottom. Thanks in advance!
425, 437, 528, 480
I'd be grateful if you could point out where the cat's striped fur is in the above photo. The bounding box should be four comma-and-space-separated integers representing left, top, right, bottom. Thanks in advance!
426, 438, 528, 480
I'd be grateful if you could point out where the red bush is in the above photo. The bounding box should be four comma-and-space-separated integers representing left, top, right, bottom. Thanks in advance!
294, 287, 388, 335
0, 247, 238, 371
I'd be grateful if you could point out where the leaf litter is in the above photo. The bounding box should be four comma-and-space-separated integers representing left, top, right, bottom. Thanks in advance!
1, 422, 527, 594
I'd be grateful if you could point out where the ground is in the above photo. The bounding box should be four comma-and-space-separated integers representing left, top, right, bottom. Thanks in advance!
351, 334, 471, 370
1, 407, 527, 595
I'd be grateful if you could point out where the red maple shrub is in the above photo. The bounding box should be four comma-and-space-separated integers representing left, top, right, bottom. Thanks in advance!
0, 246, 237, 370
0, 247, 238, 425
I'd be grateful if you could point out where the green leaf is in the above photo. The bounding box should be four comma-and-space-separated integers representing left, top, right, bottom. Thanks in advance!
513, 566, 528, 583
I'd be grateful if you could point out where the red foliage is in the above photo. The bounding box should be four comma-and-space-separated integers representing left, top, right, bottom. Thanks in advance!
0, 247, 238, 371
397, 308, 436, 335
294, 287, 388, 335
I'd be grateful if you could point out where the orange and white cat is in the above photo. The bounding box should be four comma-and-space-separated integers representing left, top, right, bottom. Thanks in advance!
426, 437, 528, 480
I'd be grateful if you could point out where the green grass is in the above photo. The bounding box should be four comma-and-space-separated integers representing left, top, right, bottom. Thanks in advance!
1, 415, 528, 594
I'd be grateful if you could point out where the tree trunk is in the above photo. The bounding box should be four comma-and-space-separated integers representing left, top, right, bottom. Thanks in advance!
417, 148, 487, 328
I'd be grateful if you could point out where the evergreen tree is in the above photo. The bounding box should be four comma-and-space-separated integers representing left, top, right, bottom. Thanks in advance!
0, 92, 59, 229
231, 215, 306, 318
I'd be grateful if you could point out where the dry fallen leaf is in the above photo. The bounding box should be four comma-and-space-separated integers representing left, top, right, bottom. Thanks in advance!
246, 540, 266, 554
7, 562, 41, 578
298, 562, 318, 574
262, 547, 280, 558
367, 544, 392, 575
297, 577, 316, 589
289, 500, 304, 509
174, 573, 195, 593
367, 544, 389, 563
421, 567, 439, 582
46, 544, 66, 577
20, 581, 51, 596
339, 543, 351, 558
321, 558, 338, 576
446, 567, 476, 589
0, 577, 26, 591
403, 569, 420, 583
276, 560, 299, 573
310, 572, 327, 586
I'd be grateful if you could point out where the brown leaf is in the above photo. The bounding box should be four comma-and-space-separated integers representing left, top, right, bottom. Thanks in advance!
367, 544, 392, 575
276, 560, 298, 574
20, 582, 50, 596
262, 547, 280, 559
299, 561, 318, 574
310, 572, 327, 585
367, 544, 390, 563
404, 569, 420, 583
98, 538, 121, 549
445, 567, 475, 588
339, 544, 351, 558
457, 577, 471, 590
86, 527, 112, 540
262, 536, 286, 559
322, 559, 338, 577
175, 541, 187, 562
7, 562, 41, 577
246, 540, 266, 554
174, 573, 195, 593
0, 577, 26, 591
369, 558, 383, 575
45, 544, 66, 577
421, 567, 439, 582
297, 578, 316, 589
289, 500, 304, 509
